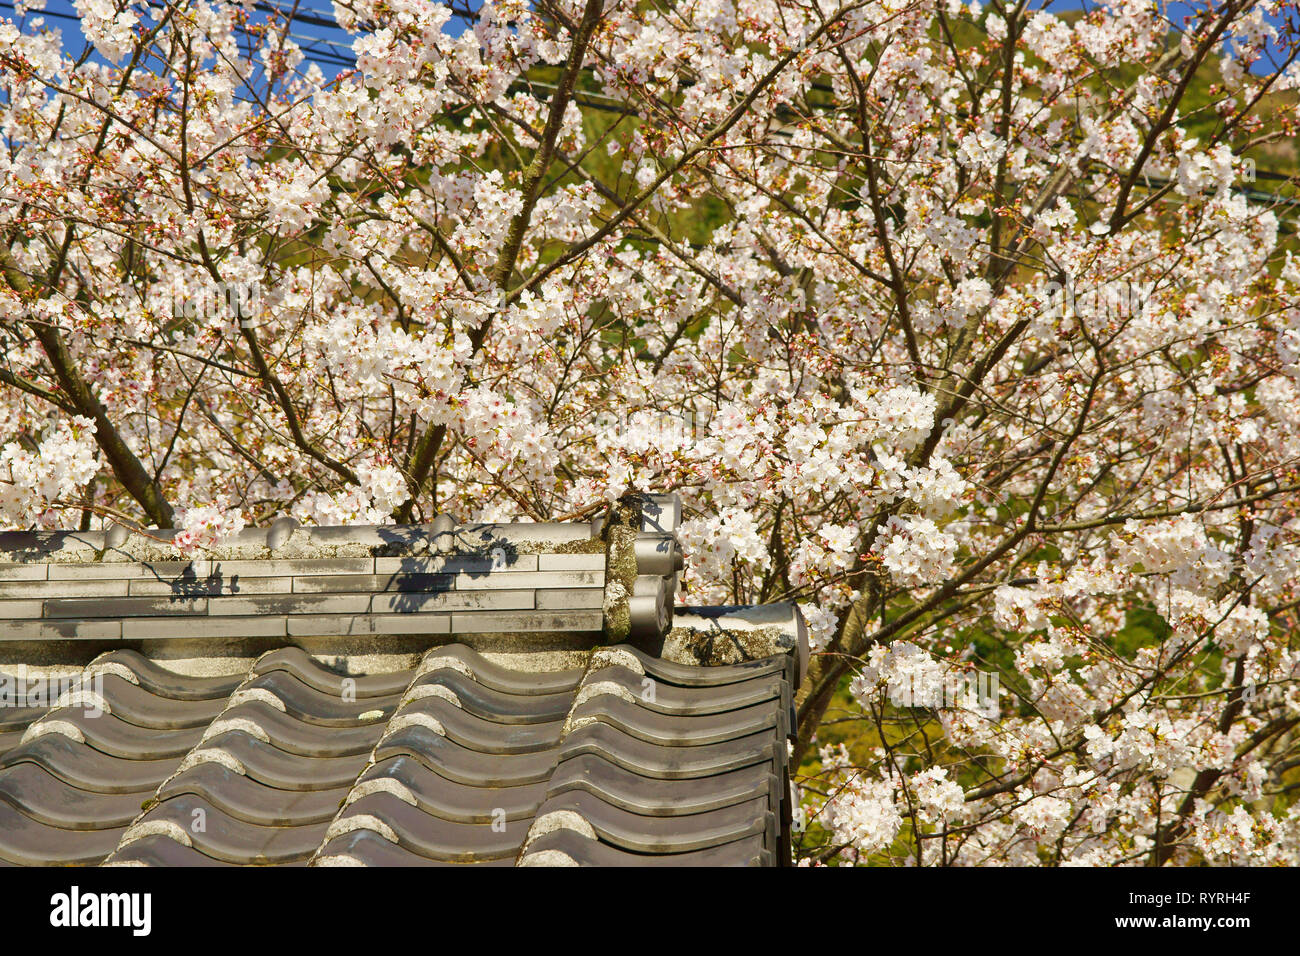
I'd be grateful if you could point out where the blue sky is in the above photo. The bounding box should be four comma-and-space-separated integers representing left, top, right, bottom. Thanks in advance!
0, 0, 1289, 79
0, 0, 365, 71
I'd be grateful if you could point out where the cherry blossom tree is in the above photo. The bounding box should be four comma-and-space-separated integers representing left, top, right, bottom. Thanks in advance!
2, 0, 1299, 864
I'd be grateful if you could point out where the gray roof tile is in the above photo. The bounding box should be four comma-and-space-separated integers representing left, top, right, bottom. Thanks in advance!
0, 800, 127, 865
533, 790, 773, 854
154, 763, 347, 827
134, 794, 331, 865
355, 756, 548, 823
334, 791, 525, 862
107, 833, 239, 866
1, 735, 179, 794
519, 826, 772, 866
251, 646, 411, 697
406, 672, 575, 724
93, 649, 245, 700
0, 762, 145, 829
547, 754, 780, 817
317, 828, 514, 867
372, 727, 561, 789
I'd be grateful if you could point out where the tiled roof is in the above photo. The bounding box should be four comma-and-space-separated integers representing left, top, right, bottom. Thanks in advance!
0, 495, 806, 867
0, 644, 795, 866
